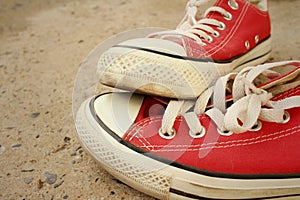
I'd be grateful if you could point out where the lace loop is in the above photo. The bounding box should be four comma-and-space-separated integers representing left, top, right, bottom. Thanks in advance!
181, 5, 232, 44
184, 112, 205, 138
159, 128, 176, 139
224, 94, 262, 133
159, 61, 300, 138
149, 0, 236, 45
161, 100, 185, 134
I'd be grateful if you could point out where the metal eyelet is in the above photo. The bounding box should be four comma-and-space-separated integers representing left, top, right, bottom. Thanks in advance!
159, 128, 176, 139
217, 22, 226, 30
279, 111, 291, 124
213, 30, 220, 37
255, 35, 260, 44
189, 127, 206, 138
207, 35, 214, 43
224, 12, 233, 20
217, 128, 233, 136
245, 40, 250, 50
250, 120, 262, 132
228, 0, 239, 10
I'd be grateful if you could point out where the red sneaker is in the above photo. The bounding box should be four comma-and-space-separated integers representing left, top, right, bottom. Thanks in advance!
98, 0, 271, 99
76, 61, 300, 199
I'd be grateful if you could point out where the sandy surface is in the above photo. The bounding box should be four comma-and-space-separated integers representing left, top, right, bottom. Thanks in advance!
0, 0, 300, 199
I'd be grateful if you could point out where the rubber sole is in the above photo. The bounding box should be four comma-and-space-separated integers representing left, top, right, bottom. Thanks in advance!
75, 97, 300, 200
98, 38, 271, 99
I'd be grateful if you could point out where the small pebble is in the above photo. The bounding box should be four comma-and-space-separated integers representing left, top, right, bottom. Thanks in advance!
12, 3, 23, 9
63, 194, 69, 199
64, 137, 71, 143
45, 172, 57, 185
71, 160, 76, 164
0, 146, 6, 155
5, 127, 15, 130
37, 179, 44, 189
92, 5, 100, 10
54, 179, 64, 188
75, 146, 82, 151
24, 178, 33, 184
31, 112, 40, 118
86, 175, 92, 181
21, 169, 35, 172
11, 144, 21, 148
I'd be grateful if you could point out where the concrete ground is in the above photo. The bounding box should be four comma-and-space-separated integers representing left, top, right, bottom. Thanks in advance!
0, 0, 299, 199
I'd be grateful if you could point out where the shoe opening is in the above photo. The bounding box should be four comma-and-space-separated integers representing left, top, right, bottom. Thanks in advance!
248, 0, 268, 11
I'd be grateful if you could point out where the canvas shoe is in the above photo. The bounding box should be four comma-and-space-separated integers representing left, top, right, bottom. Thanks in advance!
97, 0, 271, 99
76, 61, 300, 199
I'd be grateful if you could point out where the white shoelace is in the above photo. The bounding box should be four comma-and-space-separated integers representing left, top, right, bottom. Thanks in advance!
149, 0, 238, 46
160, 61, 300, 138
150, 0, 266, 46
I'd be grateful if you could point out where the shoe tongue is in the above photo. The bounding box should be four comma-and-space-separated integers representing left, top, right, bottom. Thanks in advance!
248, 0, 267, 11
192, 0, 216, 18
134, 96, 168, 123
198, 0, 216, 16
